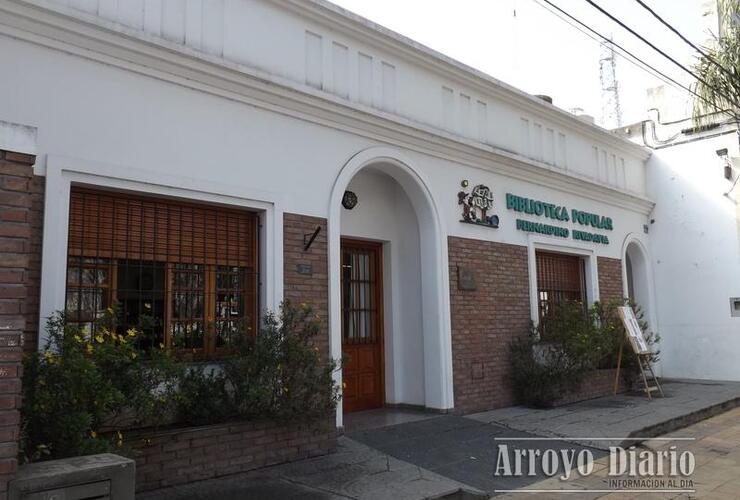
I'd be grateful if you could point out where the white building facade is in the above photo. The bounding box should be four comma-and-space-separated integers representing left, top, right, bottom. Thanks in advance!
0, 0, 656, 427
623, 109, 740, 381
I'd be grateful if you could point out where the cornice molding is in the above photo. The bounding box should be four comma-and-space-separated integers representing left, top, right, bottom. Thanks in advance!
276, 0, 651, 161
0, 0, 654, 214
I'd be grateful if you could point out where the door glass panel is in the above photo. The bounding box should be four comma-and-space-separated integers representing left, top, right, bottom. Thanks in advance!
341, 245, 379, 344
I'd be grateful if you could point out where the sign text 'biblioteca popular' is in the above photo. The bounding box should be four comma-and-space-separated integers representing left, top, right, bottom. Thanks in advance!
506, 193, 613, 245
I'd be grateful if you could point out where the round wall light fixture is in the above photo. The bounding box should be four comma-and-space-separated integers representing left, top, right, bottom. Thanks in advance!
342, 190, 358, 210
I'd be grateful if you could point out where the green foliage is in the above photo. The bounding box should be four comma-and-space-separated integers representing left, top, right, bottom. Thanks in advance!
21, 301, 339, 464
509, 299, 660, 408
509, 326, 585, 408
175, 301, 340, 424
20, 308, 179, 463
693, 0, 739, 124
174, 366, 233, 426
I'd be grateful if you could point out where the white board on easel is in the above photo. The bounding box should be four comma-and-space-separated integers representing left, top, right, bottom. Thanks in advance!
617, 306, 650, 355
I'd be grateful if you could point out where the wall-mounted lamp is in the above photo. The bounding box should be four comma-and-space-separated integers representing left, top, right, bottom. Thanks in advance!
717, 148, 740, 196
716, 148, 734, 180
342, 190, 358, 210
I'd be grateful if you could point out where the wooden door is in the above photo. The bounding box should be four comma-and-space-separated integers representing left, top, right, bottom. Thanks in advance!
341, 239, 384, 413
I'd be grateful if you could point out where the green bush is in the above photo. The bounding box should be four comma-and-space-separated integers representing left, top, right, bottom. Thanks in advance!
509, 299, 660, 408
20, 309, 178, 462
174, 366, 233, 426
21, 301, 339, 463
174, 301, 340, 424
509, 326, 586, 408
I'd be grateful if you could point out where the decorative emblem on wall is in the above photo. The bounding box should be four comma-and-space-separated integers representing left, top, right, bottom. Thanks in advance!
458, 181, 499, 228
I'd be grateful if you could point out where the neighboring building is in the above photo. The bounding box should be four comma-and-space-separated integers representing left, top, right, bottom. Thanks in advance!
0, 0, 655, 435
620, 107, 740, 381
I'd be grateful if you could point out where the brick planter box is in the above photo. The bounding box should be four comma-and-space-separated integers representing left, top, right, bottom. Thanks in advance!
553, 368, 629, 407
130, 418, 336, 491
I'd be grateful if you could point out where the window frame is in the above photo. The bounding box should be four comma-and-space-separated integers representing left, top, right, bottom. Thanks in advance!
65, 187, 260, 360
535, 249, 587, 322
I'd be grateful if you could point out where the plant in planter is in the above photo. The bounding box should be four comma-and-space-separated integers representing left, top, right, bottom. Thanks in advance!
509, 299, 660, 407
174, 301, 340, 425
21, 300, 339, 462
510, 301, 601, 407
20, 308, 179, 462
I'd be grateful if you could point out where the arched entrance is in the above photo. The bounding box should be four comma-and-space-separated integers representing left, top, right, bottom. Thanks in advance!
622, 235, 657, 332
328, 147, 453, 427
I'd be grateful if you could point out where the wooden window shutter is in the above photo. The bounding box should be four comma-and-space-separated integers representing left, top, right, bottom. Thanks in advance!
68, 188, 258, 267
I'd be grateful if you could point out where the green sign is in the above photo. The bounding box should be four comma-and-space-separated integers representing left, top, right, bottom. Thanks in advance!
506, 193, 612, 245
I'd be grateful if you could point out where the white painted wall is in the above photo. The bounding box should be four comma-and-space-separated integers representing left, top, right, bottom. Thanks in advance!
647, 133, 740, 381
0, 0, 655, 418
8, 0, 649, 195
340, 169, 424, 406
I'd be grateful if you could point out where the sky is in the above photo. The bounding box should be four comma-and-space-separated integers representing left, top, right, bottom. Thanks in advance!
330, 0, 715, 128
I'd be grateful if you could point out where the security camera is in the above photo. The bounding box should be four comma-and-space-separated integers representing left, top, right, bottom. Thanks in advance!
716, 148, 728, 157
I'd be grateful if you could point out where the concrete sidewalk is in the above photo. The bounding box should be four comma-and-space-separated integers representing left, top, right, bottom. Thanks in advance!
347, 414, 605, 496
138, 379, 740, 499
137, 436, 484, 500
467, 379, 740, 450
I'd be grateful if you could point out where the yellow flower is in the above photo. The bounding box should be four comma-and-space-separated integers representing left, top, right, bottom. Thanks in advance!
85, 344, 93, 354
144, 303, 151, 310
43, 351, 55, 364
89, 430, 97, 439
95, 334, 104, 344
159, 343, 165, 349
73, 335, 82, 343
129, 352, 138, 360
127, 328, 137, 338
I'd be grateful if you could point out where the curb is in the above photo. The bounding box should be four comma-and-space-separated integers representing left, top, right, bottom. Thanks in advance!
621, 395, 740, 448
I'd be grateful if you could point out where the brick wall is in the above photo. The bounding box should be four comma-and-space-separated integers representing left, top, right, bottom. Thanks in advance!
0, 149, 43, 499
553, 368, 628, 407
597, 256, 624, 304
448, 236, 531, 413
283, 213, 329, 358
132, 419, 336, 491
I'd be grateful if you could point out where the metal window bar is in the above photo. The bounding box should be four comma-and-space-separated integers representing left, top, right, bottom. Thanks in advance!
65, 188, 259, 359
536, 251, 587, 328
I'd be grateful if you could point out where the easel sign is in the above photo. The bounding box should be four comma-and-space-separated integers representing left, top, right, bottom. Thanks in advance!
613, 305, 663, 398
617, 306, 650, 355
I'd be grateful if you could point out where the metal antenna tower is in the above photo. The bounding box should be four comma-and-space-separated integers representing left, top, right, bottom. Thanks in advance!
599, 37, 623, 128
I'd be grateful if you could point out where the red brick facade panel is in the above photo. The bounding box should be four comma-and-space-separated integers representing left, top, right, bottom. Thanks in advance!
0, 149, 41, 497
131, 419, 336, 491
598, 256, 624, 304
283, 213, 329, 358
553, 368, 628, 406
448, 236, 531, 413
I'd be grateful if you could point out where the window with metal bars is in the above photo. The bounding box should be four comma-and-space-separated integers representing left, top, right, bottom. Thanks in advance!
65, 187, 259, 359
535, 250, 587, 323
